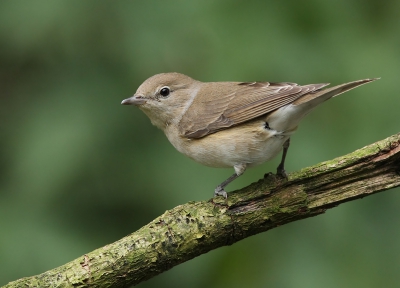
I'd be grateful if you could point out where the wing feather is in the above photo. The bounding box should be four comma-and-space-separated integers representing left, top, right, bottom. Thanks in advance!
179, 81, 329, 139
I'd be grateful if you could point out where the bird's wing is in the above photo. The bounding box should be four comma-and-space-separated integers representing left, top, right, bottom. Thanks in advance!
179, 81, 329, 138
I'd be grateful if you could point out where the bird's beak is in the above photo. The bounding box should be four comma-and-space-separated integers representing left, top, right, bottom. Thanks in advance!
121, 95, 147, 106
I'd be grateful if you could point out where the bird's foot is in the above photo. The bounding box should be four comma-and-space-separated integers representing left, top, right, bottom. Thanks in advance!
264, 167, 288, 182
214, 186, 228, 199
276, 164, 288, 180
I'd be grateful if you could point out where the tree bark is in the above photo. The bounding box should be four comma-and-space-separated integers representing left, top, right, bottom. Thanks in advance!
4, 133, 400, 288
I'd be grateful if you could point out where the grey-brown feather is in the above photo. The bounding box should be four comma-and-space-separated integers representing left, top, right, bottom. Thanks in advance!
180, 81, 329, 138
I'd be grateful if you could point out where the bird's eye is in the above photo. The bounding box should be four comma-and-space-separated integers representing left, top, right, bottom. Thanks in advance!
159, 86, 170, 97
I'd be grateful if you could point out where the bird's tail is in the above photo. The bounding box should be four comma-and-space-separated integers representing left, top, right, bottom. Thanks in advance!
293, 78, 379, 108
266, 78, 379, 132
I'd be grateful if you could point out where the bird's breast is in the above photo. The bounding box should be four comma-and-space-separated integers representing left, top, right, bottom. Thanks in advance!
164, 118, 291, 168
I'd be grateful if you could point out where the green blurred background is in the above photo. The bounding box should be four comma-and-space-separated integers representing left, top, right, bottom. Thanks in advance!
1, 1, 399, 287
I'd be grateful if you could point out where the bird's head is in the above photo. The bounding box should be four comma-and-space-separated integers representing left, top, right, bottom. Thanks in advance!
122, 72, 200, 130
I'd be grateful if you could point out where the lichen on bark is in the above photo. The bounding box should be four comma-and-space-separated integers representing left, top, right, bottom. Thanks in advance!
3, 133, 400, 288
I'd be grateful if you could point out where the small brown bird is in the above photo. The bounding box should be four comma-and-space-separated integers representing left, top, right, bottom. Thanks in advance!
122, 73, 378, 198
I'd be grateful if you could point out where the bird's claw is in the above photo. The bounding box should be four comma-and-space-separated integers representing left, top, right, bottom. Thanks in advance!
276, 165, 288, 180
214, 186, 228, 199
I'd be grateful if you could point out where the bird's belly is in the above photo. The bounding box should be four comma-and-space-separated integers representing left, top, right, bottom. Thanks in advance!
165, 119, 291, 168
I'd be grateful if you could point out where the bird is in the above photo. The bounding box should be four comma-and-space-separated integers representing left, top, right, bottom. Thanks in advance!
122, 73, 378, 198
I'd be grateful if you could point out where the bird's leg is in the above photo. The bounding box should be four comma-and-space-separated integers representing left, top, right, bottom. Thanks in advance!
214, 173, 239, 199
276, 138, 290, 179
214, 164, 246, 198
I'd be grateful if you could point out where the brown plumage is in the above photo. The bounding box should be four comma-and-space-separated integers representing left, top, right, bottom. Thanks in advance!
180, 81, 330, 138
122, 73, 378, 198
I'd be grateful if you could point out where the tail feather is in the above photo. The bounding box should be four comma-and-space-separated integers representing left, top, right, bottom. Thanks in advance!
293, 78, 379, 107
266, 78, 379, 132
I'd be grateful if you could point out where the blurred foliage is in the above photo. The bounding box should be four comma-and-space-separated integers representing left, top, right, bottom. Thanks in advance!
1, 0, 399, 287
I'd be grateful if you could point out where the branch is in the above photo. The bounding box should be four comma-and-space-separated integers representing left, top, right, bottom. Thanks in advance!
4, 133, 400, 288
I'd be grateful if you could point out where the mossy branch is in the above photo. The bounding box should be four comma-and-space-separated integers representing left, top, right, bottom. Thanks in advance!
4, 133, 400, 288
